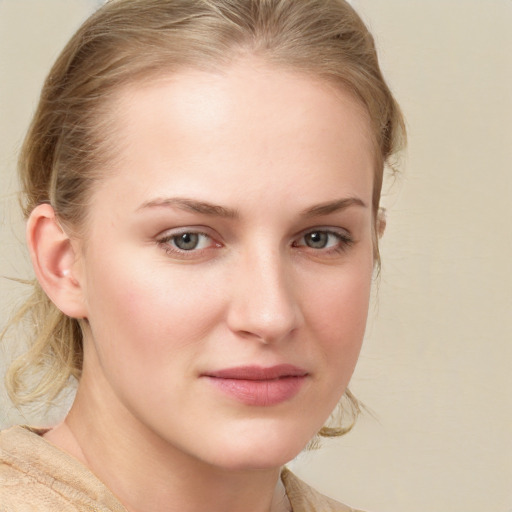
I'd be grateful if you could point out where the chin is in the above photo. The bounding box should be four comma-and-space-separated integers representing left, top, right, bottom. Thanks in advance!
206, 448, 301, 472
195, 422, 315, 471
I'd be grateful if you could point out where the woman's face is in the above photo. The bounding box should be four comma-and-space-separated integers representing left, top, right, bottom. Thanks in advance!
73, 59, 375, 470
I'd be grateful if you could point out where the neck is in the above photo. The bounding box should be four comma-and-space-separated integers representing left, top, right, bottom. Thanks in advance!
44, 371, 291, 512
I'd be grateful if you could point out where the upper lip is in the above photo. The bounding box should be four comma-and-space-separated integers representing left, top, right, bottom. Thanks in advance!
204, 364, 308, 381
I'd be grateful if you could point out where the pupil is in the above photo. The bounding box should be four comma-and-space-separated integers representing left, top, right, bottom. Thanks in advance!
175, 233, 199, 250
306, 232, 327, 248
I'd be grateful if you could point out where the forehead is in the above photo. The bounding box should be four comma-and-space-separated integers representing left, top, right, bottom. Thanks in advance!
95, 59, 375, 211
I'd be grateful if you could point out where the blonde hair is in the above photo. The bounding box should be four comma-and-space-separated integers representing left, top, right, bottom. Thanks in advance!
3, 0, 405, 436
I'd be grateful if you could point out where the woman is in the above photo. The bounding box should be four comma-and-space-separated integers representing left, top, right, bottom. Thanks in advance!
0, 0, 405, 510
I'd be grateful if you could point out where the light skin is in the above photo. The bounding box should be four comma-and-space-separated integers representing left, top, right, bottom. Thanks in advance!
28, 58, 377, 512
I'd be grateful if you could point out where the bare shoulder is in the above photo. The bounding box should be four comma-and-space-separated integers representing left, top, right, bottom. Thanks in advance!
281, 468, 366, 512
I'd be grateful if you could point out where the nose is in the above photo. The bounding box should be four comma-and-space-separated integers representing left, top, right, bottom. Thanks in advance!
226, 249, 303, 344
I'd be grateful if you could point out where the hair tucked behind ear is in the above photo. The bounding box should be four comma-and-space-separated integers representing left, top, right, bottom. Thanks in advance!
3, 0, 405, 434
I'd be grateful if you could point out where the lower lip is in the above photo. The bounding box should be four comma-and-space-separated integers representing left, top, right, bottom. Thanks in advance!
205, 376, 306, 406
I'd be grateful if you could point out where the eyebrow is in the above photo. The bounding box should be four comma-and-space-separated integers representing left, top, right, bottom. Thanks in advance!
137, 196, 367, 219
301, 197, 367, 217
137, 197, 239, 218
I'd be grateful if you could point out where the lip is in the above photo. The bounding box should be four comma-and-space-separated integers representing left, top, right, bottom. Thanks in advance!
202, 365, 309, 406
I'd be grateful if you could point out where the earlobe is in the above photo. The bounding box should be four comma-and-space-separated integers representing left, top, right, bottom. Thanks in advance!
26, 204, 87, 319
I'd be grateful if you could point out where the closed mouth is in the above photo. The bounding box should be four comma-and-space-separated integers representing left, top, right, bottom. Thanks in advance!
202, 365, 309, 406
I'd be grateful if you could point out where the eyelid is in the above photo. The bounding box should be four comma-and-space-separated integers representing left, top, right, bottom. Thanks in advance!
154, 225, 353, 260
157, 225, 218, 240
293, 227, 354, 252
156, 226, 222, 258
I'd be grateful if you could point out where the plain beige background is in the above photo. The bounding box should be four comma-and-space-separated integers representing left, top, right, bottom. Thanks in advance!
1, 1, 511, 511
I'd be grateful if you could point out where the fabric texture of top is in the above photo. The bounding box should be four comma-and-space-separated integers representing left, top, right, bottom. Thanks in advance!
0, 426, 363, 512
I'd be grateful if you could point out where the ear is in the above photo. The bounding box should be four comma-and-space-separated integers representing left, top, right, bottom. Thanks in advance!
377, 207, 387, 239
26, 204, 88, 319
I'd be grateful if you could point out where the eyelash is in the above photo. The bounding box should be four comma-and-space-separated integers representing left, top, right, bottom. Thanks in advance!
157, 229, 219, 258
156, 228, 354, 259
293, 229, 354, 255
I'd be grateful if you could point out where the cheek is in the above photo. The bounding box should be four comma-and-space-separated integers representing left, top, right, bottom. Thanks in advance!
304, 261, 373, 369
80, 255, 224, 415
82, 250, 221, 366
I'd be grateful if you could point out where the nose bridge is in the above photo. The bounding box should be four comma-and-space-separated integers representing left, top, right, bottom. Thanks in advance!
227, 241, 301, 343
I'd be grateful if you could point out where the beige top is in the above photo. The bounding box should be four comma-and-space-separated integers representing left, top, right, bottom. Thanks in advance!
0, 426, 362, 512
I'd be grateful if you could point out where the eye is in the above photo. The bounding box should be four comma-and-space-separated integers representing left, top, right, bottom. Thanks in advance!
304, 231, 332, 249
157, 229, 220, 258
293, 229, 353, 253
172, 232, 209, 251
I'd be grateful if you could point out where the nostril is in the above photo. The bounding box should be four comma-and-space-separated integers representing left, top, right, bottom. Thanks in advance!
227, 299, 301, 345
225, 256, 303, 343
